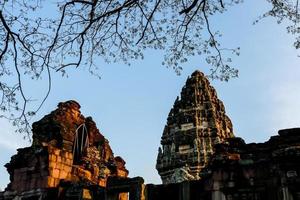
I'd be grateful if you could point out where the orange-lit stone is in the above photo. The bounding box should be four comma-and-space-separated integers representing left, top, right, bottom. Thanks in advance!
59, 170, 68, 179
47, 177, 55, 187
51, 169, 60, 179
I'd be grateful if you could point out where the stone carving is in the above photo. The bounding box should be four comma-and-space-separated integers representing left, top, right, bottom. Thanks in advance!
169, 165, 198, 183
156, 70, 234, 184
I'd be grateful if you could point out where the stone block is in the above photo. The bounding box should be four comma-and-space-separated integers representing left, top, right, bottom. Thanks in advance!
63, 165, 72, 173
61, 156, 67, 163
56, 162, 62, 169
29, 179, 36, 189
49, 161, 56, 168
53, 148, 60, 156
99, 179, 106, 187
57, 156, 62, 163
19, 167, 28, 173
82, 189, 92, 200
67, 152, 73, 160
54, 178, 60, 187
61, 151, 69, 158
49, 154, 57, 162
50, 168, 60, 179
85, 170, 92, 180
47, 176, 55, 187
67, 172, 72, 180
117, 169, 128, 177
119, 192, 129, 200
48, 146, 54, 153
13, 171, 21, 181
228, 153, 240, 160
66, 158, 73, 165
60, 150, 66, 157
59, 170, 68, 179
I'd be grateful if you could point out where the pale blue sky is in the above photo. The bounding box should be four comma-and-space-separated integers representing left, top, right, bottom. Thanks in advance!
1, 0, 300, 190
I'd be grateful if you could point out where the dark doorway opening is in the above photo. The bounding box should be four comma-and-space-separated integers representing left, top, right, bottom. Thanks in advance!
73, 124, 89, 165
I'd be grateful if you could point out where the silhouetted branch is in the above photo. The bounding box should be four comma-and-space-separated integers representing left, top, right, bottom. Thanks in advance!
0, 0, 244, 133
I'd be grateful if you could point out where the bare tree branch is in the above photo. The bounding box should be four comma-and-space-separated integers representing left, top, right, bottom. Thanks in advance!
0, 0, 246, 134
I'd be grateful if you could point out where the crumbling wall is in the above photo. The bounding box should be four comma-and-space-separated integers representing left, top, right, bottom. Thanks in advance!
2, 100, 128, 199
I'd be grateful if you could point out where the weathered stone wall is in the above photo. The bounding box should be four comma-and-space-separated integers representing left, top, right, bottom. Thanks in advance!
1, 128, 300, 200
203, 128, 300, 200
5, 145, 73, 192
1, 100, 128, 200
150, 128, 300, 200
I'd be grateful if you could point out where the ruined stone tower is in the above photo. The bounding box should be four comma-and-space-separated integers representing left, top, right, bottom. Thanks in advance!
156, 70, 234, 184
2, 101, 129, 199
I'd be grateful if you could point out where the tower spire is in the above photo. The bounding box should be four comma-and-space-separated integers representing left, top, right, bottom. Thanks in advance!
156, 70, 234, 184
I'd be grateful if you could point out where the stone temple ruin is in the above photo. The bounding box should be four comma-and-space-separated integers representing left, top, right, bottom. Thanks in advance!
156, 71, 234, 184
0, 101, 134, 200
1, 70, 300, 200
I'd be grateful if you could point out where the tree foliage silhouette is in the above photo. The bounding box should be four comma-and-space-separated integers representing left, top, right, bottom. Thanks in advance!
0, 0, 299, 134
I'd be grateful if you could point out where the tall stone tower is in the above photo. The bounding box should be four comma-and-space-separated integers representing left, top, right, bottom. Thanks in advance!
156, 70, 234, 184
